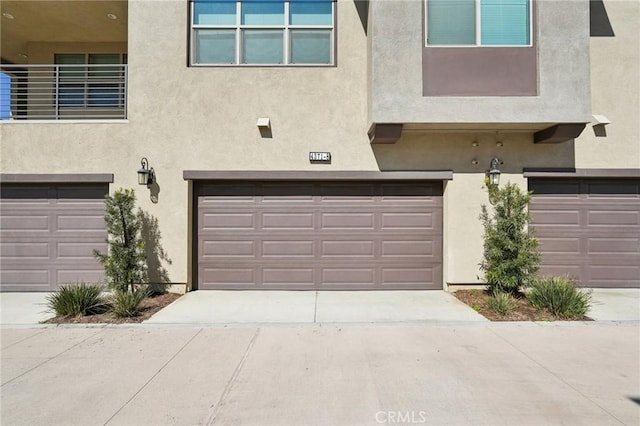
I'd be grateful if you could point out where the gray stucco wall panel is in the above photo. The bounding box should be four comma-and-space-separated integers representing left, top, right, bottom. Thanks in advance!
369, 0, 591, 125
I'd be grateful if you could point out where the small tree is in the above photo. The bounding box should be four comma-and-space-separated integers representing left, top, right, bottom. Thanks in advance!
94, 188, 147, 293
480, 182, 540, 295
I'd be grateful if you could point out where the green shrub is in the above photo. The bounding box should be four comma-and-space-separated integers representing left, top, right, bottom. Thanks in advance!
527, 277, 591, 319
109, 287, 149, 317
93, 188, 147, 293
486, 291, 517, 315
47, 283, 107, 317
480, 182, 541, 295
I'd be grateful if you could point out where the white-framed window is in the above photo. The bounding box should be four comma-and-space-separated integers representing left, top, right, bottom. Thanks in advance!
426, 0, 532, 47
190, 0, 335, 65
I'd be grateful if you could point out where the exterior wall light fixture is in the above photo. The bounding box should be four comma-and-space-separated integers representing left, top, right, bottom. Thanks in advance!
488, 157, 502, 187
137, 157, 154, 186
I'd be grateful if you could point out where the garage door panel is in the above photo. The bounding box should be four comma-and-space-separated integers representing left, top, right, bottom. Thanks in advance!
202, 240, 256, 257
56, 185, 106, 200
57, 214, 106, 232
381, 240, 435, 257
589, 265, 640, 282
0, 242, 50, 259
321, 240, 375, 257
380, 182, 442, 198
588, 210, 640, 226
585, 181, 639, 196
56, 268, 105, 285
321, 213, 374, 229
56, 242, 102, 259
262, 240, 315, 257
262, 183, 316, 201
322, 268, 375, 284
529, 181, 581, 195
530, 209, 580, 226
536, 237, 581, 255
319, 183, 376, 199
198, 183, 258, 198
1, 215, 50, 231
588, 238, 639, 254
382, 267, 435, 286
262, 268, 315, 285
0, 186, 53, 199
201, 267, 255, 286
381, 212, 435, 230
202, 213, 255, 230
263, 213, 314, 229
1, 269, 50, 290
530, 178, 640, 288
197, 181, 443, 290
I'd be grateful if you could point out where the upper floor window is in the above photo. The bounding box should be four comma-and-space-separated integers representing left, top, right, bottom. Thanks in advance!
426, 0, 531, 46
54, 53, 127, 107
190, 0, 335, 65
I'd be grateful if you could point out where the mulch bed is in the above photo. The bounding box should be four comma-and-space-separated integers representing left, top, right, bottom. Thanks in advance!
454, 289, 591, 321
45, 292, 182, 324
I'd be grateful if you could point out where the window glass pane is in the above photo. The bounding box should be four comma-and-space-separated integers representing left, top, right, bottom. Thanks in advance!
196, 29, 236, 63
88, 84, 120, 106
89, 53, 120, 77
290, 0, 332, 25
481, 0, 529, 45
241, 0, 284, 25
194, 0, 237, 25
290, 30, 331, 63
88, 54, 119, 64
427, 0, 475, 45
59, 85, 84, 106
54, 53, 85, 78
54, 53, 85, 64
242, 29, 283, 63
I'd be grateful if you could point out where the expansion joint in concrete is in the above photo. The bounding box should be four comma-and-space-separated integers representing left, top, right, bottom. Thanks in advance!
0, 327, 105, 388
103, 328, 204, 426
207, 327, 261, 425
488, 328, 627, 426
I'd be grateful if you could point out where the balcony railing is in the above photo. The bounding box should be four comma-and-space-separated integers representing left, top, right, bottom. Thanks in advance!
0, 64, 127, 120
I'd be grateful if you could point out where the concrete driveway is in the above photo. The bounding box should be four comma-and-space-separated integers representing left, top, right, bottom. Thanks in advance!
145, 290, 489, 325
1, 323, 639, 425
0, 293, 52, 325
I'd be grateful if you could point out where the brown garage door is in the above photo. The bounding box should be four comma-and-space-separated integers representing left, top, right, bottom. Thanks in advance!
0, 184, 107, 292
196, 181, 443, 290
529, 178, 640, 288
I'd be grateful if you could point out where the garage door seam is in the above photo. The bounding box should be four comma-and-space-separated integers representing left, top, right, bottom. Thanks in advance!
206, 327, 260, 425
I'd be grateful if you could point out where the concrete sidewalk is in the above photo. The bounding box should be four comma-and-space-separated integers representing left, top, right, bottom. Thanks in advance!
1, 288, 638, 326
1, 324, 638, 425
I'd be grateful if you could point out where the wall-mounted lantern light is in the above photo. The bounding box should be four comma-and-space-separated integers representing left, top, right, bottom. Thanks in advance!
137, 157, 154, 186
488, 157, 501, 187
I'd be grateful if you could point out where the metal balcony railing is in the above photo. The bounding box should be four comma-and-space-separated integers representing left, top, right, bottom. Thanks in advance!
0, 64, 127, 120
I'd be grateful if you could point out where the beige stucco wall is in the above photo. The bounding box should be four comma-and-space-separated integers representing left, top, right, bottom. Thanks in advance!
1, 0, 637, 289
373, 132, 574, 284
575, 0, 640, 169
0, 0, 374, 285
